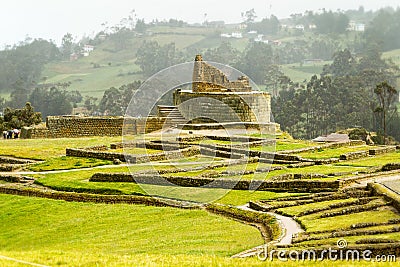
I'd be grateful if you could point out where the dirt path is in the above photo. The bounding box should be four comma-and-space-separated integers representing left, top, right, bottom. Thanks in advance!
237, 203, 303, 245
267, 211, 304, 245
232, 203, 304, 258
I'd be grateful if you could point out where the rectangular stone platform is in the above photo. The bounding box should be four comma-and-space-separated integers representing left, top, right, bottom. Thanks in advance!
179, 122, 279, 132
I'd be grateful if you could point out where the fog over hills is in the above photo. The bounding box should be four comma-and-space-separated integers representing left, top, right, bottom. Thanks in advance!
1, 0, 399, 46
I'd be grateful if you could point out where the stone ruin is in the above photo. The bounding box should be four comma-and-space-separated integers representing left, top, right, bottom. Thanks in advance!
21, 55, 278, 138
172, 55, 275, 128
191, 54, 251, 93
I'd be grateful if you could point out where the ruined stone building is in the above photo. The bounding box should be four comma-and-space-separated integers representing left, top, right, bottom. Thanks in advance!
172, 55, 272, 125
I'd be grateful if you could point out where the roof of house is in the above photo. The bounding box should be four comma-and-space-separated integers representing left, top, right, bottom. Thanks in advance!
312, 133, 350, 143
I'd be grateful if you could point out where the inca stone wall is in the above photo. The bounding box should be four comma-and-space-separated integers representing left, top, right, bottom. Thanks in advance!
192, 55, 251, 92
21, 116, 166, 139
46, 116, 126, 137
174, 91, 271, 123
89, 172, 341, 192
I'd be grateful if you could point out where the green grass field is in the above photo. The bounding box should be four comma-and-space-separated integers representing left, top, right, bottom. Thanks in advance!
42, 61, 143, 99
0, 194, 262, 266
0, 137, 122, 160
29, 156, 112, 171
336, 151, 400, 167
0, 194, 396, 266
251, 140, 318, 152
280, 62, 330, 83
297, 145, 376, 159
38, 26, 232, 100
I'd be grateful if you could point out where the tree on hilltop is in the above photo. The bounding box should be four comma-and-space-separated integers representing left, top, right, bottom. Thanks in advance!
374, 81, 397, 144
1, 102, 42, 130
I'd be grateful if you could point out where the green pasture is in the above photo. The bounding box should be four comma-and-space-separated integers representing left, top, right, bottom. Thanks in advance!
0, 194, 262, 265
0, 136, 122, 160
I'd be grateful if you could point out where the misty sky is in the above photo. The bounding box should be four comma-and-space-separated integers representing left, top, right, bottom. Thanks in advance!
1, 0, 399, 46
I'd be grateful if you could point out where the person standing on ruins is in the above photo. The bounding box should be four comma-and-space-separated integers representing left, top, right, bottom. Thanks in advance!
13, 129, 20, 139
7, 130, 13, 139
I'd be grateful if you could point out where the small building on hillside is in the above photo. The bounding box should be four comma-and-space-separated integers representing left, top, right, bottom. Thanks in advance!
348, 21, 365, 32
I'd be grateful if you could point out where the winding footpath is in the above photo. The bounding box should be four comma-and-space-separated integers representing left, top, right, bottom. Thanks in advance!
232, 203, 304, 258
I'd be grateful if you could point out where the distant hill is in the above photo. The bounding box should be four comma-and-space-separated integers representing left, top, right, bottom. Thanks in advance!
40, 26, 251, 99
39, 23, 400, 101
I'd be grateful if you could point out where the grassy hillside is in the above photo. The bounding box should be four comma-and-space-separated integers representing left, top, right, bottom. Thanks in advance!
40, 26, 237, 100
38, 24, 400, 102
280, 61, 329, 83
383, 49, 400, 88
383, 48, 400, 66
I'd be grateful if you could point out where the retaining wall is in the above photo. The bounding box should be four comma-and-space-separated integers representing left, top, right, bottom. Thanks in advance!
90, 172, 340, 192
0, 186, 200, 209
21, 116, 166, 139
340, 151, 369, 160
66, 146, 200, 163
369, 183, 400, 212
369, 146, 397, 155
280, 140, 366, 155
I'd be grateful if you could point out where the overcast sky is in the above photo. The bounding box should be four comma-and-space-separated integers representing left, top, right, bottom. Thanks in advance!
1, 0, 399, 47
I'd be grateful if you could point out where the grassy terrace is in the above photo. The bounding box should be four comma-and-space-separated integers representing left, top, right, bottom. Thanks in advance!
294, 198, 400, 231
297, 145, 377, 159
34, 166, 146, 195
251, 139, 318, 152
34, 165, 299, 203
299, 233, 400, 248
301, 205, 395, 232
275, 198, 359, 216
112, 147, 162, 154
166, 163, 367, 180
265, 190, 400, 251
336, 151, 400, 167
29, 156, 112, 171
0, 137, 122, 160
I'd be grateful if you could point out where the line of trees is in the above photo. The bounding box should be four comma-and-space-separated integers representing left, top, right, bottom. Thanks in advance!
29, 83, 82, 118
135, 39, 339, 84
0, 39, 60, 93
365, 8, 400, 51
272, 47, 399, 143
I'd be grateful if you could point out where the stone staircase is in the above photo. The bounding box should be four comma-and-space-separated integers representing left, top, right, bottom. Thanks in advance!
157, 105, 187, 127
